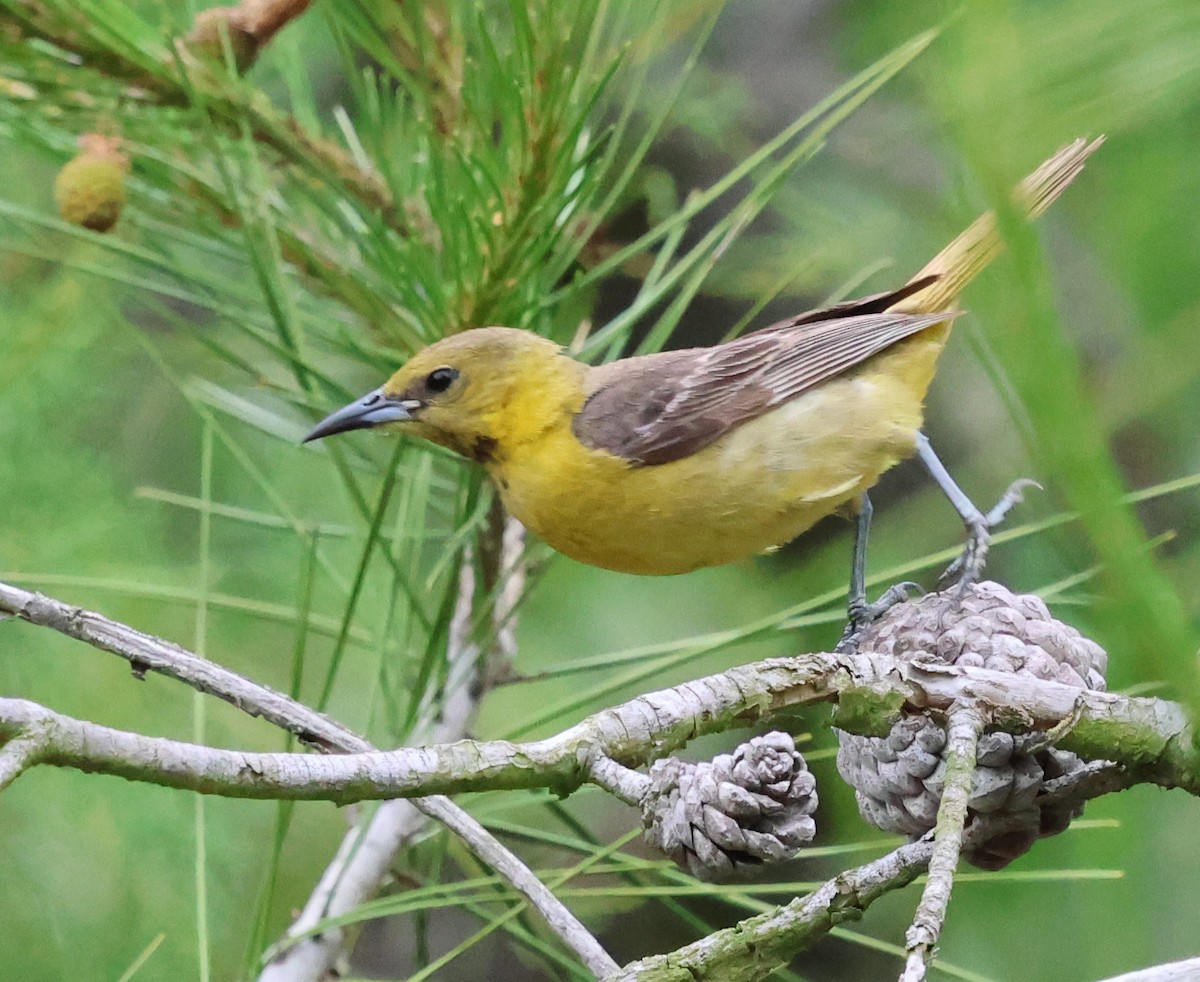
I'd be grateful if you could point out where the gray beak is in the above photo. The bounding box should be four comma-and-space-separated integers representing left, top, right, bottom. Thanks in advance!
303, 387, 414, 443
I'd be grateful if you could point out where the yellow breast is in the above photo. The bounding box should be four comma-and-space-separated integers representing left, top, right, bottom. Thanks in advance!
489, 331, 946, 575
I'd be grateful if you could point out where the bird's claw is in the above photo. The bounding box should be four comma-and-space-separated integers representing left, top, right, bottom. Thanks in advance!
837, 580, 923, 652
984, 478, 1041, 527
938, 478, 1039, 594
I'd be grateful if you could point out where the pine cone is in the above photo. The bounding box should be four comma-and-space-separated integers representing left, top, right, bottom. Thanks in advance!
54, 133, 130, 233
837, 582, 1107, 869
641, 732, 817, 882
186, 7, 261, 73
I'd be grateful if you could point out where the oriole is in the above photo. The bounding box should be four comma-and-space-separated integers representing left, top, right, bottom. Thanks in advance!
305, 139, 1100, 595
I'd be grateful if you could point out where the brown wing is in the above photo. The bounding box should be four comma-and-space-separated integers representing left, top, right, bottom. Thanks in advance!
574, 300, 953, 466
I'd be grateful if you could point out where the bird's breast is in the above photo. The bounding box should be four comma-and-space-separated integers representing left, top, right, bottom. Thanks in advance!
489, 344, 938, 575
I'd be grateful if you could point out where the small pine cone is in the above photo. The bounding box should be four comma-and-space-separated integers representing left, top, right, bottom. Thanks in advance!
837, 582, 1107, 870
55, 133, 130, 233
641, 732, 817, 882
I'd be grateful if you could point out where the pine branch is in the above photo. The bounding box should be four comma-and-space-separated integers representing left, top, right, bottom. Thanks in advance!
258, 533, 556, 982
606, 782, 1096, 982
2, 582, 1197, 803
2, 0, 399, 224
898, 703, 984, 982
3, 575, 1195, 980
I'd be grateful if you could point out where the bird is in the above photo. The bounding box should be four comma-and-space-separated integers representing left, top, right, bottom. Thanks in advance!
305, 138, 1101, 624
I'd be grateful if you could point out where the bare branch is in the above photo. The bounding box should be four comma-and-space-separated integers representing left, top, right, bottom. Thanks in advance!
1094, 957, 1200, 982
259, 801, 429, 981
898, 659, 1195, 791
4, 578, 1195, 980
259, 551, 617, 981
588, 754, 651, 807
426, 799, 619, 977
261, 554, 486, 982
0, 723, 48, 791
1, 629, 1195, 804
609, 838, 935, 981
260, 794, 617, 980
491, 515, 527, 679
0, 645, 1196, 805
264, 526, 529, 982
611, 797, 1092, 982
0, 649, 851, 801
900, 703, 985, 982
0, 581, 367, 752
0, 581, 612, 977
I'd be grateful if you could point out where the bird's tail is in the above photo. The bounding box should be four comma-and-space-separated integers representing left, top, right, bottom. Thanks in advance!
892, 136, 1104, 316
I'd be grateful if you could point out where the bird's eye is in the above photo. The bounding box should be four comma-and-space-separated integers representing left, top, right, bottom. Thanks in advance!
425, 367, 459, 394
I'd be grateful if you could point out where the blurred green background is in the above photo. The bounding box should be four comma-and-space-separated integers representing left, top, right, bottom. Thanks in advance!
2, 0, 1200, 979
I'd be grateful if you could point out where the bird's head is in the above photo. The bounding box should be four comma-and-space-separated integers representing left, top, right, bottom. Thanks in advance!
303, 327, 585, 464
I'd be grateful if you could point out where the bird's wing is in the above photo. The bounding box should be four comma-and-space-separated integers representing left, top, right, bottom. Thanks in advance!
575, 297, 953, 467
759, 273, 940, 329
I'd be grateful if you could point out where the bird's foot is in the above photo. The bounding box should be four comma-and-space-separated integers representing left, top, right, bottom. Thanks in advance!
837, 580, 923, 653
937, 478, 1040, 593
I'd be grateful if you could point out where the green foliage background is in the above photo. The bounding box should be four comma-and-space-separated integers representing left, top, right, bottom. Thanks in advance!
2, 1, 1200, 979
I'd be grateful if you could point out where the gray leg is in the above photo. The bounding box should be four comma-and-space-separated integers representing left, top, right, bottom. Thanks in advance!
846, 493, 873, 619
838, 493, 920, 652
915, 432, 1037, 588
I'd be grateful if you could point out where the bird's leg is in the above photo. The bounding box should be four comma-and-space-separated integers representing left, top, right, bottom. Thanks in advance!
846, 493, 873, 622
837, 493, 920, 652
915, 432, 1037, 590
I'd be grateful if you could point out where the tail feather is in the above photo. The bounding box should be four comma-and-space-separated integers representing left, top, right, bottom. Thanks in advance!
892, 137, 1104, 316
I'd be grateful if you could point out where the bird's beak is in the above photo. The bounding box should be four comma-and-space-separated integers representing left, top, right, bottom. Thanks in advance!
302, 387, 415, 443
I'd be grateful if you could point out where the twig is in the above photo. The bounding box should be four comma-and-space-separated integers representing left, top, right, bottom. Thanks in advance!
0, 580, 359, 751
2, 578, 1174, 979
0, 645, 859, 800
188, 0, 314, 55
259, 546, 618, 981
260, 796, 617, 980
429, 800, 618, 977
0, 581, 614, 978
258, 800, 429, 981
587, 754, 652, 807
609, 837, 936, 981
1, 579, 1189, 981
1040, 759, 1128, 802
610, 769, 1128, 981
490, 515, 527, 682
0, 646, 1190, 801
897, 658, 1194, 785
899, 703, 985, 982
1093, 956, 1200, 982
0, 725, 47, 791
1, 596, 1195, 802
260, 556, 485, 982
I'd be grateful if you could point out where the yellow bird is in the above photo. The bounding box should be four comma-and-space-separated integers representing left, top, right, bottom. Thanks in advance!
306, 139, 1100, 618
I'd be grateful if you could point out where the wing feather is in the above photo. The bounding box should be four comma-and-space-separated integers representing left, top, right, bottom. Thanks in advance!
574, 301, 953, 466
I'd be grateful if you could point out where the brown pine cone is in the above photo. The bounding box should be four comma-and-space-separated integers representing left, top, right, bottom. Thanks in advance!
836, 582, 1107, 869
641, 732, 818, 881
